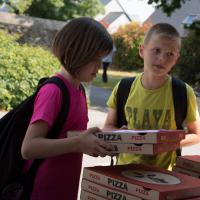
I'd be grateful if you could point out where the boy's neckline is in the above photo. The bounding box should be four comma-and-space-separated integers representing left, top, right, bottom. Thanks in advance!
140, 73, 170, 90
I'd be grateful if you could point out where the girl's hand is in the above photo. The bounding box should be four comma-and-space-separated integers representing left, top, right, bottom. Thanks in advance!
77, 127, 114, 157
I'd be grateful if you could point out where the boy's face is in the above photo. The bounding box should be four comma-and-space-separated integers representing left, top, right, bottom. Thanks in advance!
139, 34, 179, 77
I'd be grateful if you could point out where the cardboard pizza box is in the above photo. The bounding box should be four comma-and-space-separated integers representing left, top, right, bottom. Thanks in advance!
109, 142, 180, 154
82, 164, 200, 200
176, 155, 200, 173
81, 179, 142, 200
80, 190, 107, 200
172, 166, 200, 178
67, 129, 185, 144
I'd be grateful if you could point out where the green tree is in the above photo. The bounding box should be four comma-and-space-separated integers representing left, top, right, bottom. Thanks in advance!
25, 0, 65, 20
76, 0, 104, 18
1, 0, 104, 20
26, 0, 104, 20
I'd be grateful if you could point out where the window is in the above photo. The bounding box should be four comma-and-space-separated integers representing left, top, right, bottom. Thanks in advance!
182, 15, 199, 27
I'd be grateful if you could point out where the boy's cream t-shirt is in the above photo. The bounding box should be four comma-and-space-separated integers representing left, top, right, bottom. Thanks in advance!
107, 73, 197, 170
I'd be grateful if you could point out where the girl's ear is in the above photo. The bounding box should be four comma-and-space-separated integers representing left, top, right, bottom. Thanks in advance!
139, 44, 144, 58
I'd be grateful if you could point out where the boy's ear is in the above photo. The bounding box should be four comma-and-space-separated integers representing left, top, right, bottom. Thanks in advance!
139, 44, 144, 58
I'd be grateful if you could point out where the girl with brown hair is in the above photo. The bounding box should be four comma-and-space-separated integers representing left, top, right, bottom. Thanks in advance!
21, 17, 113, 200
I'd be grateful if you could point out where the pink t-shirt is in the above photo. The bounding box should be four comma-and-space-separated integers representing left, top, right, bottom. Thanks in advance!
28, 74, 88, 200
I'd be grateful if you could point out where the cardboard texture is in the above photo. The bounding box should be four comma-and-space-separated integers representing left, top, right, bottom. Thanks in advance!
81, 179, 142, 200
176, 155, 200, 173
67, 129, 185, 144
80, 190, 108, 200
82, 164, 200, 200
173, 166, 200, 178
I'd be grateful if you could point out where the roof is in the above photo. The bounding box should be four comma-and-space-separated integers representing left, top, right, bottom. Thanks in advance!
102, 11, 124, 25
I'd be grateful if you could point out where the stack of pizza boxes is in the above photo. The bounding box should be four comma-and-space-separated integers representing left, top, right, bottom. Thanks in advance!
173, 155, 200, 179
80, 163, 200, 200
91, 129, 185, 154
68, 129, 185, 154
76, 129, 200, 200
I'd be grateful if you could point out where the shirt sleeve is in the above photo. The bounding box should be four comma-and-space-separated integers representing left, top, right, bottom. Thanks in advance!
185, 84, 198, 123
107, 82, 120, 109
30, 83, 62, 129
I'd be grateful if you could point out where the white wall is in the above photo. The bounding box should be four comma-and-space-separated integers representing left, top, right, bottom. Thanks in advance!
108, 14, 130, 33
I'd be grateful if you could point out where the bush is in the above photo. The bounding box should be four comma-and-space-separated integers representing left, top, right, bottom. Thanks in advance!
0, 30, 60, 110
112, 22, 150, 71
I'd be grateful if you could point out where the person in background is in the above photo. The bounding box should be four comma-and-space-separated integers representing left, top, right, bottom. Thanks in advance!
102, 44, 116, 83
103, 23, 200, 170
21, 17, 114, 200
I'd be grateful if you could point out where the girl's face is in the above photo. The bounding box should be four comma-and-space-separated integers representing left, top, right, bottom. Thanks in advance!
139, 34, 179, 77
75, 54, 106, 82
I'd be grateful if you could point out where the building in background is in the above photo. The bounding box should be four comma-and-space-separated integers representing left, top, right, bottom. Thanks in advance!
96, 0, 154, 33
145, 0, 200, 37
96, 0, 134, 33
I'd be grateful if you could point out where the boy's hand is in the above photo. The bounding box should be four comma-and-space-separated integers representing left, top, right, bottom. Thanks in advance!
120, 125, 128, 130
77, 127, 114, 157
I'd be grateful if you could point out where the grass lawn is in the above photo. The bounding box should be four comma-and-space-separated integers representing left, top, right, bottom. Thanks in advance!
91, 69, 141, 90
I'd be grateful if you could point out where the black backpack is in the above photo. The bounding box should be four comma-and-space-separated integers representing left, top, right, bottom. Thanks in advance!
0, 76, 71, 200
116, 76, 187, 156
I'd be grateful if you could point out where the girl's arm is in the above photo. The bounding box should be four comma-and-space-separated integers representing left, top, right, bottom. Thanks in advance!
21, 120, 113, 160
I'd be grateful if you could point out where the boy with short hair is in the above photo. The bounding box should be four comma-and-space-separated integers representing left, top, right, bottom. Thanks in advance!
104, 23, 200, 170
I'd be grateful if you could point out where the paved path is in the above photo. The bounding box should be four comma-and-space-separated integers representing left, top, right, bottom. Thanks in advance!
86, 85, 112, 112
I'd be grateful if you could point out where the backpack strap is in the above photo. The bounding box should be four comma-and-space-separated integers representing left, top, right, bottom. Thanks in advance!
172, 77, 187, 157
172, 77, 187, 129
80, 83, 86, 97
38, 76, 70, 138
116, 77, 135, 128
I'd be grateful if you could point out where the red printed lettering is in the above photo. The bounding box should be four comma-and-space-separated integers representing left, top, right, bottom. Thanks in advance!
135, 188, 149, 195
89, 173, 100, 180
131, 135, 145, 140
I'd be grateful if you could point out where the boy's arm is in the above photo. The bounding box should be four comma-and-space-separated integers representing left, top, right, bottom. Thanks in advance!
180, 117, 200, 147
103, 108, 118, 130
180, 85, 200, 147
